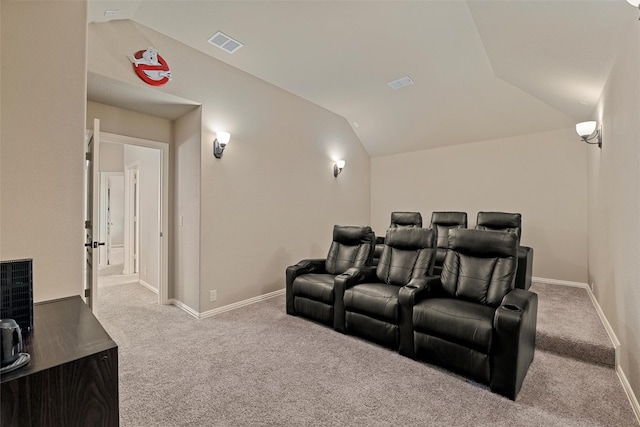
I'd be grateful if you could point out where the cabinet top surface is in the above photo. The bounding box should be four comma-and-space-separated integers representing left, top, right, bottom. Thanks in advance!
1, 295, 117, 383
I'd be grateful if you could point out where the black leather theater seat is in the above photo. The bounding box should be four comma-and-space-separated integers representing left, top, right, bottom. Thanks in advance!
334, 227, 435, 350
286, 225, 374, 327
475, 211, 534, 290
400, 228, 538, 400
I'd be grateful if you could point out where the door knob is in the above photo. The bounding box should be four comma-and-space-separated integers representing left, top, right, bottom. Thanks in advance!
93, 241, 106, 249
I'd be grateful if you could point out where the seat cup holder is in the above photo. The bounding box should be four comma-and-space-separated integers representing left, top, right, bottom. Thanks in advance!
502, 304, 521, 312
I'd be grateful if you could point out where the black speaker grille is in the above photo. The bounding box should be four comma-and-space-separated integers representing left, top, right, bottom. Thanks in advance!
1, 259, 34, 334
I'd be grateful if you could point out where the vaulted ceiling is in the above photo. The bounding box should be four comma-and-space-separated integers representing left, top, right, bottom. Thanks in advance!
87, 1, 636, 157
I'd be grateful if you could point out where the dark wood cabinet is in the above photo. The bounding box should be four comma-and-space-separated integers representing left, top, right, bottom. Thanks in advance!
1, 296, 118, 427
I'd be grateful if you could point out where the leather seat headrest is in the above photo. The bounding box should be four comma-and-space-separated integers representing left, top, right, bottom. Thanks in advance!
333, 225, 374, 244
449, 228, 518, 258
390, 211, 423, 228
430, 211, 467, 227
385, 227, 434, 250
476, 212, 521, 229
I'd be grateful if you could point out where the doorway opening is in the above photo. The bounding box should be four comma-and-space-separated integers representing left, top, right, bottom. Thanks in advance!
91, 131, 169, 309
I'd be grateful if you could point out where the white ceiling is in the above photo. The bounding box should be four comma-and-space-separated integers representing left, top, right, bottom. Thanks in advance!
87, 0, 636, 157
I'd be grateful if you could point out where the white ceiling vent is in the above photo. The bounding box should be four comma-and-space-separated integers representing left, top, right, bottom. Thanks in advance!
207, 31, 244, 54
387, 76, 414, 90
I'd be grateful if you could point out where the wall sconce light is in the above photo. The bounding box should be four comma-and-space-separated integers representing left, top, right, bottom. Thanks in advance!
213, 131, 231, 159
334, 160, 345, 177
575, 121, 602, 148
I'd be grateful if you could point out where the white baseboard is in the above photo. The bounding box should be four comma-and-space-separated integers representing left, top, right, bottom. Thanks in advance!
532, 276, 589, 289
198, 288, 285, 319
617, 364, 640, 422
533, 276, 639, 422
139, 279, 159, 295
168, 288, 286, 320
168, 298, 200, 318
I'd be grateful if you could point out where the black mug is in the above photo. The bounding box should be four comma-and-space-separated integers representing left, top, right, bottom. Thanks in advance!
0, 318, 23, 367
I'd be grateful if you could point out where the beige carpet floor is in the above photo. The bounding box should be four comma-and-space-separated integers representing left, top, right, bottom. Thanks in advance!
93, 274, 638, 427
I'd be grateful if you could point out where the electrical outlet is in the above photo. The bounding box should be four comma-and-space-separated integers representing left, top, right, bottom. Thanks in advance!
590, 282, 595, 291
210, 290, 217, 302
144, 268, 147, 276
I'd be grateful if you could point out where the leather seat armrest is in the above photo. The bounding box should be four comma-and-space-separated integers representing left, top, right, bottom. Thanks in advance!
333, 266, 375, 332
491, 288, 538, 399
497, 288, 536, 315
399, 275, 440, 307
398, 275, 440, 358
287, 259, 326, 277
286, 259, 326, 315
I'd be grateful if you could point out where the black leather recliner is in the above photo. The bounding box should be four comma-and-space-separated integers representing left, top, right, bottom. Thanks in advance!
399, 228, 537, 400
334, 227, 435, 350
429, 211, 467, 275
286, 225, 375, 327
475, 211, 534, 290
372, 211, 422, 266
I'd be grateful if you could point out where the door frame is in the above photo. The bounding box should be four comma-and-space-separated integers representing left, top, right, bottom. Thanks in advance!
99, 132, 170, 305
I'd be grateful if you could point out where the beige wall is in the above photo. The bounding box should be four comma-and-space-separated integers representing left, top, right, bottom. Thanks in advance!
87, 101, 173, 144
100, 143, 124, 172
88, 20, 371, 313
371, 128, 588, 283
0, 0, 87, 302
588, 19, 640, 402
172, 107, 202, 309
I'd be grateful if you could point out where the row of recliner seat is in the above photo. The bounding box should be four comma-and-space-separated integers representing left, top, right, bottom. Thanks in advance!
286, 212, 538, 400
374, 211, 533, 291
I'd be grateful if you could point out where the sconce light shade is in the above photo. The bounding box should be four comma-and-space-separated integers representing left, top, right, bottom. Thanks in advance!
576, 121, 596, 138
214, 131, 231, 158
334, 160, 345, 177
575, 121, 602, 148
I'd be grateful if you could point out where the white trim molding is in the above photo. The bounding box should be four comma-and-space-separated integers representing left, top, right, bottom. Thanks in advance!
139, 279, 159, 295
532, 276, 589, 289
169, 288, 286, 320
169, 298, 200, 319
198, 289, 285, 319
533, 277, 640, 422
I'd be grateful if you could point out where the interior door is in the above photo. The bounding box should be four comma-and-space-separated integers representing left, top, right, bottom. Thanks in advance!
106, 183, 112, 265
84, 118, 103, 311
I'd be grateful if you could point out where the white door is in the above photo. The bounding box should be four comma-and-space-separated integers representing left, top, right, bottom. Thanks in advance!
124, 163, 140, 275
84, 118, 103, 311
108, 175, 125, 264
99, 172, 125, 267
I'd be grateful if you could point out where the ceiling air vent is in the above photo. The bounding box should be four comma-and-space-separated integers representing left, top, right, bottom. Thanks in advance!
387, 76, 414, 90
207, 31, 244, 54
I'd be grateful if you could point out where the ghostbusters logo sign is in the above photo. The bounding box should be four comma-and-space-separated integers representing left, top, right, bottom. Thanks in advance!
128, 47, 171, 86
